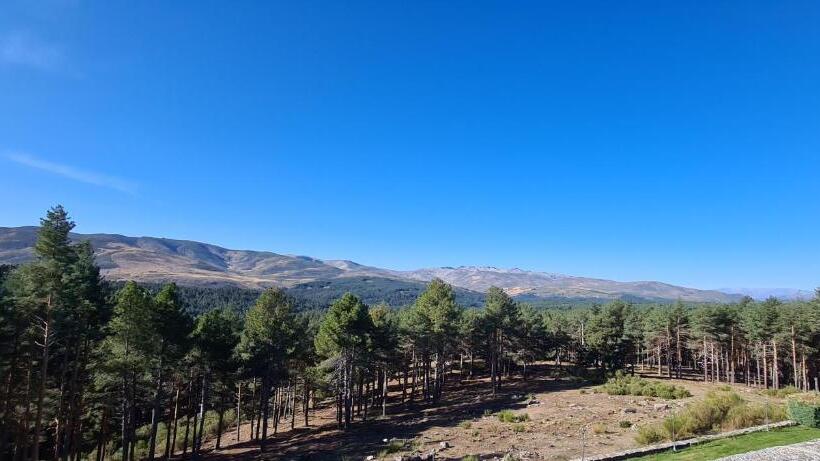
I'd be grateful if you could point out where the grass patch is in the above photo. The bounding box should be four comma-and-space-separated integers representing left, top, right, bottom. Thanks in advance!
377, 440, 405, 457
592, 423, 608, 434
461, 456, 480, 461
600, 371, 691, 399
459, 421, 473, 429
762, 385, 801, 399
634, 390, 787, 444
511, 423, 526, 433
497, 410, 529, 423
630, 426, 820, 460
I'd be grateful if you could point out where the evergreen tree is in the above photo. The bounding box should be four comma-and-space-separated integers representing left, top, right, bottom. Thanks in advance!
315, 293, 372, 429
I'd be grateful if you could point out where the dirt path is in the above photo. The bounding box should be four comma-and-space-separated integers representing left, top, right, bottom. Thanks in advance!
197, 367, 781, 460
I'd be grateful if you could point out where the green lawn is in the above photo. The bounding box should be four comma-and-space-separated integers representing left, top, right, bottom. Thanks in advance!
631, 426, 820, 461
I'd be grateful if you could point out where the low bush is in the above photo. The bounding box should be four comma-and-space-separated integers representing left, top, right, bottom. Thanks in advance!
459, 421, 472, 429
377, 440, 405, 457
497, 410, 529, 423
619, 420, 633, 429
600, 371, 691, 399
787, 393, 820, 428
635, 425, 665, 444
634, 390, 787, 444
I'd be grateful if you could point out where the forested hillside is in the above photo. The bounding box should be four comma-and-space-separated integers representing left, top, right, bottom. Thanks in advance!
1, 207, 818, 461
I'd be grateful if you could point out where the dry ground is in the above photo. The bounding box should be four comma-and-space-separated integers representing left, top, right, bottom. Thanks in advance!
196, 366, 780, 461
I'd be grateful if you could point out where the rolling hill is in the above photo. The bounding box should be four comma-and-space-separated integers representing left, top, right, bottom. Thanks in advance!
0, 226, 740, 303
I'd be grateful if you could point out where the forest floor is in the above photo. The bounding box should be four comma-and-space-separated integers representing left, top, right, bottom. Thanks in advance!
197, 366, 784, 461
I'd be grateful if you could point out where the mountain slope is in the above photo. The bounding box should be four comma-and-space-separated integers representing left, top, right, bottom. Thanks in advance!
0, 226, 396, 288
0, 226, 738, 302
394, 266, 740, 303
716, 287, 814, 301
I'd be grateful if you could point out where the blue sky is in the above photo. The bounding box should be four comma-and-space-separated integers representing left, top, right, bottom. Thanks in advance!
1, 1, 819, 290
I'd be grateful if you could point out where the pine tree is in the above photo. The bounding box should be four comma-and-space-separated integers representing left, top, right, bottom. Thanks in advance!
315, 293, 372, 429
483, 286, 517, 394
236, 288, 300, 450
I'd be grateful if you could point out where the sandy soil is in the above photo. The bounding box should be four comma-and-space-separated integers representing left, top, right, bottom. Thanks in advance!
197, 366, 778, 461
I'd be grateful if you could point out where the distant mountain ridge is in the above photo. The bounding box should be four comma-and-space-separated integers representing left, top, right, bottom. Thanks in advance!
716, 287, 815, 301
0, 226, 741, 303
393, 265, 740, 303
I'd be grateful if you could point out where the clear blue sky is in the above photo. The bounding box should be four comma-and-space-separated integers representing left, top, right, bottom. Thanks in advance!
1, 1, 819, 290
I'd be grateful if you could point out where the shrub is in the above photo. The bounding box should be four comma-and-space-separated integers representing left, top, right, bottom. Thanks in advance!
497, 410, 529, 423
511, 423, 526, 433
599, 371, 691, 399
377, 440, 405, 457
634, 390, 788, 444
462, 456, 480, 461
787, 393, 820, 428
592, 423, 608, 434
763, 385, 801, 399
459, 421, 473, 429
618, 420, 632, 429
724, 402, 786, 430
635, 425, 665, 444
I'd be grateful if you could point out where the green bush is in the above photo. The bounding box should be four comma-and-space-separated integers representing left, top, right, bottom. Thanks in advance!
618, 420, 632, 428
599, 371, 691, 399
635, 425, 665, 444
497, 410, 529, 423
724, 402, 786, 430
634, 390, 788, 445
787, 393, 820, 428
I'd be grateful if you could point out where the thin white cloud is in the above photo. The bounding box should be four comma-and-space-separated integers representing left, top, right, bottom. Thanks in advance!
4, 152, 138, 194
0, 30, 64, 71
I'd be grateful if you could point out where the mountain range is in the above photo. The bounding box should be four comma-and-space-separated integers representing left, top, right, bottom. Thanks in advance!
0, 226, 745, 303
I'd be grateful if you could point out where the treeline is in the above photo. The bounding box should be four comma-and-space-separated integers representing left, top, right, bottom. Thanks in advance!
1, 207, 819, 461
107, 282, 262, 316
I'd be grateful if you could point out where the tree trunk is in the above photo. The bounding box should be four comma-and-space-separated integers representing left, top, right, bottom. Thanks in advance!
167, 385, 180, 459
215, 396, 224, 450
260, 375, 270, 452
147, 346, 166, 460
791, 327, 799, 388
772, 339, 779, 390
236, 382, 242, 443
31, 299, 53, 461
703, 337, 708, 382
194, 374, 207, 457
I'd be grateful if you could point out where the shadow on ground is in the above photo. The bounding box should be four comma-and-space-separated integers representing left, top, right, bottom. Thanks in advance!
201, 365, 589, 461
